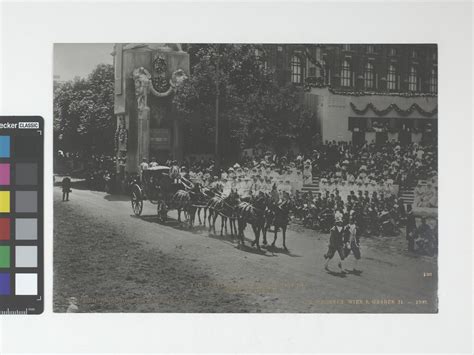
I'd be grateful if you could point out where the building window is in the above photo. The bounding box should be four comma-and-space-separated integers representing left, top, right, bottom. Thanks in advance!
429, 68, 437, 93
408, 66, 417, 92
389, 47, 397, 56
411, 49, 417, 59
290, 55, 303, 84
340, 60, 351, 87
432, 51, 437, 61
342, 44, 351, 51
367, 45, 375, 54
364, 62, 374, 89
387, 64, 397, 90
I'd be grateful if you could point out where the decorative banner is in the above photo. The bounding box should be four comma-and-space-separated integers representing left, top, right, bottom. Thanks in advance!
350, 102, 438, 117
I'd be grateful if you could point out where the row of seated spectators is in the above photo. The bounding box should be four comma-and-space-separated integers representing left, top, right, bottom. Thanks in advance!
291, 189, 437, 255
306, 140, 437, 188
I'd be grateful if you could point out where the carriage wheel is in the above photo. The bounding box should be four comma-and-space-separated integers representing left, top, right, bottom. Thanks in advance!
131, 190, 143, 216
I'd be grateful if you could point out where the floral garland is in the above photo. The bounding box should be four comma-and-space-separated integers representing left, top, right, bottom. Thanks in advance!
350, 102, 437, 117
303, 79, 437, 98
152, 76, 170, 93
114, 127, 128, 150
153, 54, 167, 75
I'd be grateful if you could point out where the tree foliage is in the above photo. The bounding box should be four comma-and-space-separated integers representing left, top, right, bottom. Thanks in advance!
54, 64, 115, 155
173, 44, 317, 159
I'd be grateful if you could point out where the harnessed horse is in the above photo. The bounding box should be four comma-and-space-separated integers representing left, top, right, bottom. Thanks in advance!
263, 198, 293, 250
236, 192, 270, 250
206, 190, 240, 236
193, 185, 221, 226
170, 182, 207, 227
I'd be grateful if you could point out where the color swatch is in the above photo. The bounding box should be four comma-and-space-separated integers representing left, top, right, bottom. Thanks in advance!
0, 117, 43, 314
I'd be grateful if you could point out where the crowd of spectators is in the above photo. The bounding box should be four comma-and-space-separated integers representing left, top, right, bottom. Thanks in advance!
56, 139, 437, 254
56, 150, 116, 191
308, 140, 437, 189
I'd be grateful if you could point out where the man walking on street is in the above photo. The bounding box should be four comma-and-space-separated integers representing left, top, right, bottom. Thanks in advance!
324, 216, 346, 273
62, 176, 72, 201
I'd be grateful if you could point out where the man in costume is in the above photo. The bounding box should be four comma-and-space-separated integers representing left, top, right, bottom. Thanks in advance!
324, 216, 346, 273
344, 217, 361, 272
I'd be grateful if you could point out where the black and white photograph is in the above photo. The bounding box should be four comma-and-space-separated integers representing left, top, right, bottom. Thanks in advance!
53, 43, 438, 313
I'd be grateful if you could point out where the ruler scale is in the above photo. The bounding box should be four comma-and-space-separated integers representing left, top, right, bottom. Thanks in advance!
0, 117, 43, 314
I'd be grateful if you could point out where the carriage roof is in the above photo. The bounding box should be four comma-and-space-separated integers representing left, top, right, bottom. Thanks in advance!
143, 166, 170, 174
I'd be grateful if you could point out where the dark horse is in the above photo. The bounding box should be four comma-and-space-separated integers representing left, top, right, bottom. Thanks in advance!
236, 192, 270, 250
207, 190, 239, 236
193, 185, 221, 226
263, 197, 293, 250
170, 184, 205, 227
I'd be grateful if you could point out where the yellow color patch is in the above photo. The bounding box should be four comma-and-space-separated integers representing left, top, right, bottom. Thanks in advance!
0, 191, 10, 213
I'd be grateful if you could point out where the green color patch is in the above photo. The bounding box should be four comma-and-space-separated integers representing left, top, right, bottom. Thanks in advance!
0, 246, 10, 268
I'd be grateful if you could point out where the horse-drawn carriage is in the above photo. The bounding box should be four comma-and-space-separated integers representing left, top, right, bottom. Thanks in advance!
129, 166, 191, 222
128, 166, 294, 250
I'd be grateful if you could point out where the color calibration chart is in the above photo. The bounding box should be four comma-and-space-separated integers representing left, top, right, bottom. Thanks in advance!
0, 117, 43, 314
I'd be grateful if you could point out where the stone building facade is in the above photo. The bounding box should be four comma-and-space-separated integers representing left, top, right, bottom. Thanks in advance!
262, 44, 438, 145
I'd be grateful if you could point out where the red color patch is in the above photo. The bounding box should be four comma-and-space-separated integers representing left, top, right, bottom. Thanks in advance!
0, 219, 10, 240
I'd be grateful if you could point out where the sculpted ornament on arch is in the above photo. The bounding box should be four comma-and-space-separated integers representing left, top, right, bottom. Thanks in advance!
132, 67, 188, 111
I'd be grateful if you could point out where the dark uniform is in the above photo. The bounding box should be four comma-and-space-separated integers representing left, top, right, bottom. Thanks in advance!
324, 225, 346, 260
62, 177, 71, 201
344, 223, 361, 260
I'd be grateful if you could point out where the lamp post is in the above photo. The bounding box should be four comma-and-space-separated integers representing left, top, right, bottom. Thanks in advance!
214, 44, 220, 175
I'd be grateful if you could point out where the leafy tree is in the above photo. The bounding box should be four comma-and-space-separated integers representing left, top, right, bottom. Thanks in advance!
173, 44, 317, 161
54, 64, 115, 156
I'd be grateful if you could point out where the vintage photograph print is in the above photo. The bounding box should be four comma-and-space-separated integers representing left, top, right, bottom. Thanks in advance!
53, 43, 438, 313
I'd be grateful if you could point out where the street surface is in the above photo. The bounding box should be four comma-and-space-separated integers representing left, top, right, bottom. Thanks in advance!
53, 186, 437, 313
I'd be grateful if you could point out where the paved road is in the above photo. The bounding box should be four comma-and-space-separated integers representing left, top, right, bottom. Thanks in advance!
53, 187, 437, 313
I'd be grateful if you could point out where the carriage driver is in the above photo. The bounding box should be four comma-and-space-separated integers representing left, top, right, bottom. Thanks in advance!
169, 160, 181, 184
139, 157, 149, 180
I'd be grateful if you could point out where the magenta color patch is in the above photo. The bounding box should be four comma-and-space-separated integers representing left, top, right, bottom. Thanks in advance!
0, 164, 10, 185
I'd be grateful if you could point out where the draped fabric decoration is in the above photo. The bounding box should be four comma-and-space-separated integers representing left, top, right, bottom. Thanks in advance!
350, 102, 438, 117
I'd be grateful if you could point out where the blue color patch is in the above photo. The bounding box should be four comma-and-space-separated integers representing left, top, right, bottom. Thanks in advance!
0, 136, 10, 158
0, 272, 11, 295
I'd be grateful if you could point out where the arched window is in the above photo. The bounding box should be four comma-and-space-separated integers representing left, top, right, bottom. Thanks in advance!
387, 64, 397, 90
340, 60, 351, 87
290, 55, 303, 84
364, 62, 374, 89
366, 45, 375, 54
408, 66, 417, 92
429, 68, 437, 93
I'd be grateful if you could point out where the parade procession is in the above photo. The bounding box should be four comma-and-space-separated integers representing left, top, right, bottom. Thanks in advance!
128, 135, 438, 266
53, 43, 438, 313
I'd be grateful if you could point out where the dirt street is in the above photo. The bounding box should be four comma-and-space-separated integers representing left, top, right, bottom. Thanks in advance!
53, 187, 437, 313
